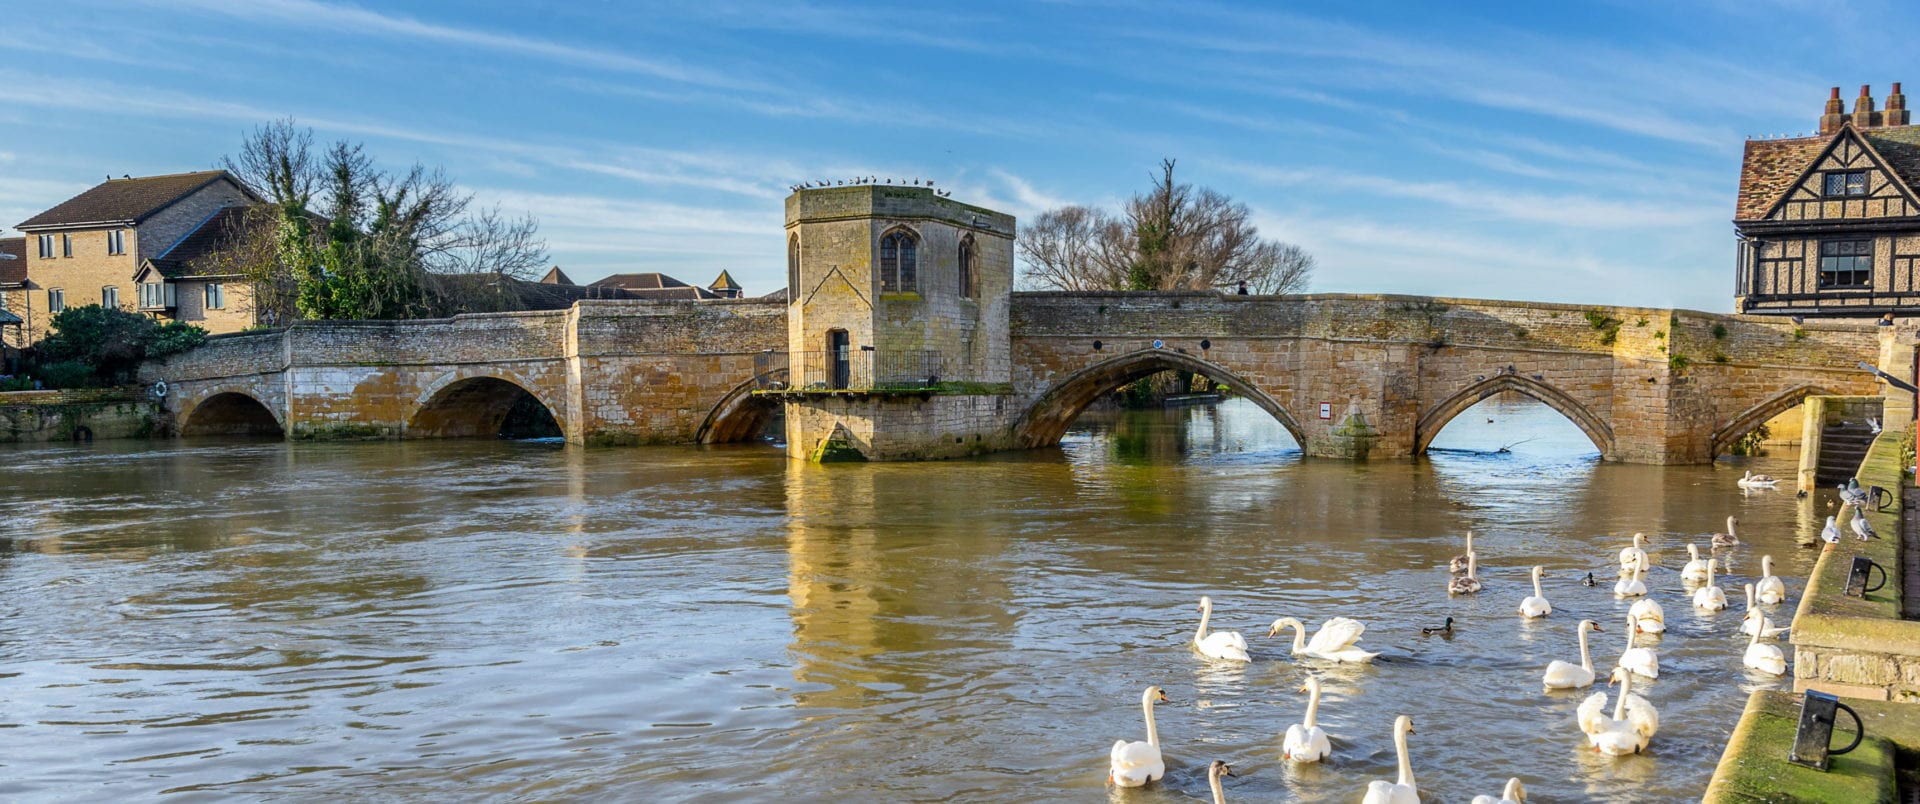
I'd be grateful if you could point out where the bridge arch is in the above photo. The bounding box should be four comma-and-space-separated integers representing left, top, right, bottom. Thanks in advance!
1709, 383, 1833, 456
180, 388, 284, 437
697, 368, 787, 444
1415, 374, 1614, 458
407, 370, 565, 439
1015, 349, 1306, 448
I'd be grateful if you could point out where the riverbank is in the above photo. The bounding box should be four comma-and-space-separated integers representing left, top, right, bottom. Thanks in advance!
0, 388, 157, 442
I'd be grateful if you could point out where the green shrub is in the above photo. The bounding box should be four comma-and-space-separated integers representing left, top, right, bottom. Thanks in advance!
32, 305, 207, 385
0, 375, 34, 392
34, 360, 96, 389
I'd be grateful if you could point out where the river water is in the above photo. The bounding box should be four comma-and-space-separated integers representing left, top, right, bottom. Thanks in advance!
0, 397, 1824, 801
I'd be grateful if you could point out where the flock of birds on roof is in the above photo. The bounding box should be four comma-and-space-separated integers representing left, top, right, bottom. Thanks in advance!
788, 177, 951, 197
1110, 469, 1882, 802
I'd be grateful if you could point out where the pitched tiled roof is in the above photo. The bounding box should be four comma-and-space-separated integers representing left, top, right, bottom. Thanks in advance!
590, 272, 690, 290
625, 285, 719, 300
0, 237, 24, 285
1864, 127, 1920, 198
143, 206, 264, 278
709, 269, 741, 290
1735, 136, 1830, 221
16, 171, 253, 230
539, 266, 575, 285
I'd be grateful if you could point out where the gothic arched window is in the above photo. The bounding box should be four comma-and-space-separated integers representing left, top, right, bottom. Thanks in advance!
958, 235, 976, 299
787, 234, 800, 302
879, 229, 918, 293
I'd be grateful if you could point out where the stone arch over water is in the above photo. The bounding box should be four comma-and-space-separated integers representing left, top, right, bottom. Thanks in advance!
181, 390, 284, 437
408, 373, 564, 439
1709, 383, 1833, 457
697, 368, 787, 444
1415, 374, 1615, 458
1014, 348, 1307, 448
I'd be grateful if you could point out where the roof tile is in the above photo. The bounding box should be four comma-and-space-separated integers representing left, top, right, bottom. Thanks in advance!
17, 171, 245, 230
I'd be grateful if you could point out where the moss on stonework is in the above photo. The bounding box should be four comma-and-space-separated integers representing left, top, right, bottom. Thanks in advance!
1328, 413, 1378, 459
1705, 692, 1894, 804
292, 423, 392, 441
812, 439, 867, 462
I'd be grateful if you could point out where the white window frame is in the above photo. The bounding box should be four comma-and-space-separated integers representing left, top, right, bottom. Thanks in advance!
48, 288, 65, 313
204, 283, 225, 310
101, 286, 119, 309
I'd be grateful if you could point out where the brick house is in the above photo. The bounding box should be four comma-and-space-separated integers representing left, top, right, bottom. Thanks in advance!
12, 171, 265, 343
1736, 83, 1920, 317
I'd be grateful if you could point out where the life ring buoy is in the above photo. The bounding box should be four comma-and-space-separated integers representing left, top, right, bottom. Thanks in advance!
151, 380, 169, 399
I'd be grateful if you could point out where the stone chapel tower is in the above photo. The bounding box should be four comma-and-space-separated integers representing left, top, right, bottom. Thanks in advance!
778, 184, 1016, 460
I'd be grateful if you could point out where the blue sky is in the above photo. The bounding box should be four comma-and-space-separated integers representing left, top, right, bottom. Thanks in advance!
0, 1, 1910, 310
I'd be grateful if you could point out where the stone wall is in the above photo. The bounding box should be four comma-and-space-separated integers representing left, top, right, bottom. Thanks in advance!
0, 388, 159, 442
1007, 292, 1883, 462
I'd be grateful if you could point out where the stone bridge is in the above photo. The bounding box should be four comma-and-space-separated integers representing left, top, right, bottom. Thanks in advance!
142, 292, 1886, 464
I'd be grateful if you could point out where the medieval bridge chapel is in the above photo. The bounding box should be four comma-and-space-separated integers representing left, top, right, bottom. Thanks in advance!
152, 84, 1920, 462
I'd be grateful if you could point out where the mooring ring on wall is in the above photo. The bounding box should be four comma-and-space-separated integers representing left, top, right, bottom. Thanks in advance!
150, 380, 169, 399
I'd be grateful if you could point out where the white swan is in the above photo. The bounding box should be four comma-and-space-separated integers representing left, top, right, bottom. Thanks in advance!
1194, 596, 1251, 662
1207, 760, 1235, 804
1738, 470, 1779, 489
1680, 543, 1710, 583
1449, 551, 1482, 595
1579, 668, 1659, 755
1283, 676, 1333, 762
1618, 532, 1649, 573
1269, 617, 1379, 663
1109, 686, 1168, 787
1742, 584, 1789, 639
1744, 616, 1788, 676
1692, 558, 1728, 611
1472, 778, 1528, 804
1361, 715, 1418, 804
1450, 530, 1475, 574
1543, 619, 1602, 690
1712, 516, 1740, 548
1613, 563, 1647, 598
1629, 597, 1666, 634
1616, 611, 1659, 679
1756, 555, 1786, 605
1519, 565, 1551, 618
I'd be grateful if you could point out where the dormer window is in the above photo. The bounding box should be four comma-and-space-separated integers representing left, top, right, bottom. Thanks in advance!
1823, 170, 1868, 197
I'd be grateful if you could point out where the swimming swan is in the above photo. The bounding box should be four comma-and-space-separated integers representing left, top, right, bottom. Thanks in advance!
1744, 616, 1788, 676
1109, 686, 1169, 787
1738, 470, 1779, 489
1283, 676, 1333, 762
1618, 532, 1649, 573
1755, 555, 1786, 605
1268, 617, 1378, 663
1471, 778, 1528, 804
1207, 760, 1235, 804
1680, 543, 1710, 583
1519, 565, 1551, 618
1543, 619, 1602, 690
1629, 597, 1666, 635
1613, 563, 1647, 598
1450, 530, 1475, 574
1712, 516, 1740, 548
1579, 668, 1658, 755
1692, 558, 1728, 611
1361, 715, 1418, 804
1449, 551, 1483, 595
1742, 584, 1789, 639
1194, 596, 1251, 662
1616, 611, 1659, 679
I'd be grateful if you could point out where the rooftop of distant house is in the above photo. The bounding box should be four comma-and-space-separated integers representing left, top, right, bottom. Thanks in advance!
0, 237, 25, 285
15, 170, 260, 231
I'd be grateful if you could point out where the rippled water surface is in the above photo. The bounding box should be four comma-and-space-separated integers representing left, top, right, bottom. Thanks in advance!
0, 397, 1827, 801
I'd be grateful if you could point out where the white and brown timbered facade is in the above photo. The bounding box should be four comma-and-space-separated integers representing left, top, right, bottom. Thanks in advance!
1735, 83, 1920, 317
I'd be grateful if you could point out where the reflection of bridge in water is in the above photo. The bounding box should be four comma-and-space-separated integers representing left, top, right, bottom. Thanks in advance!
145, 292, 1885, 465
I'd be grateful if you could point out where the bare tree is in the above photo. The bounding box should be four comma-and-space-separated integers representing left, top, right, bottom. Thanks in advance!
1017, 159, 1313, 295
222, 119, 315, 207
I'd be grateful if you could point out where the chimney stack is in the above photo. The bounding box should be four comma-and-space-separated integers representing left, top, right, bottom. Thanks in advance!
1853, 84, 1883, 129
1890, 82, 1910, 126
1821, 86, 1848, 134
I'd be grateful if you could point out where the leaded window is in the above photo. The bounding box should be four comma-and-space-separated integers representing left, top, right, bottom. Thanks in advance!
1823, 170, 1869, 197
879, 229, 918, 293
1819, 239, 1873, 288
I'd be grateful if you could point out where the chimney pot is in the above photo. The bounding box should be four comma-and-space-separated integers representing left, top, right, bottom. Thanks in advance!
1833, 86, 1843, 99
1897, 82, 1904, 95
1863, 84, 1873, 96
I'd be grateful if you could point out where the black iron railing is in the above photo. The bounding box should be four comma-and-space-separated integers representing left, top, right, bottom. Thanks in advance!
790, 349, 945, 390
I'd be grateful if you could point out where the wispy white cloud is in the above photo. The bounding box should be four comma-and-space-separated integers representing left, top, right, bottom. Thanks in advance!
157, 0, 764, 92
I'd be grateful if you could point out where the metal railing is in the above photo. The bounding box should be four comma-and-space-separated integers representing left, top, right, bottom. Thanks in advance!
790, 349, 945, 390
